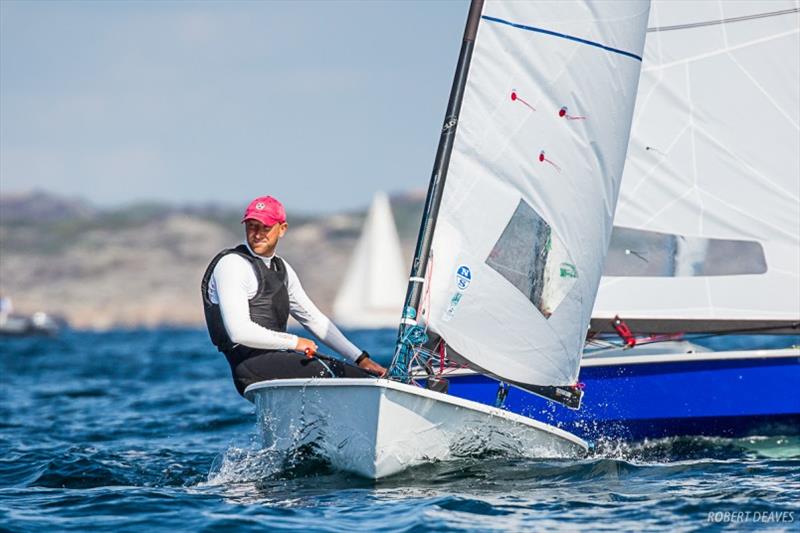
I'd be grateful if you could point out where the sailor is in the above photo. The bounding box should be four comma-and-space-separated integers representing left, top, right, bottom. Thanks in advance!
201, 195, 387, 396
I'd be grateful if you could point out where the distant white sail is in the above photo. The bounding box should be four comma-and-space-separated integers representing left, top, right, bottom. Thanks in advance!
333, 192, 406, 329
594, 2, 800, 325
423, 1, 650, 386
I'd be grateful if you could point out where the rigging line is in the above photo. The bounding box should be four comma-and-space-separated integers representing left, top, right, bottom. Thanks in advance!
647, 8, 799, 33
586, 321, 800, 353
685, 322, 800, 337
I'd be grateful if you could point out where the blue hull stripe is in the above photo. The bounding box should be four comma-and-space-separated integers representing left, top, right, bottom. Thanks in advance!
481, 15, 644, 62
444, 355, 800, 441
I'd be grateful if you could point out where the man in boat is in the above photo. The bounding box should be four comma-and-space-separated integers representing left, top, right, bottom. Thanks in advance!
201, 195, 386, 396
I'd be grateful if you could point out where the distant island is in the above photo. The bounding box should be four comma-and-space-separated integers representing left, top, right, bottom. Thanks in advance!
0, 191, 423, 330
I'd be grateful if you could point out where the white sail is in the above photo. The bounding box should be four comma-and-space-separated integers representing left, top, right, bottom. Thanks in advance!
333, 192, 406, 329
423, 1, 650, 386
594, 2, 800, 325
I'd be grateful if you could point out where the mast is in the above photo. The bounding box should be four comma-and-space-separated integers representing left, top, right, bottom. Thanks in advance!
398, 0, 484, 336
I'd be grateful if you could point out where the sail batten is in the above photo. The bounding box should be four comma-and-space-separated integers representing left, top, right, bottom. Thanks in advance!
416, 0, 651, 388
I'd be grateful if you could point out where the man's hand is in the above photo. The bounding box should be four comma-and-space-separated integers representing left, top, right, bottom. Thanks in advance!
295, 337, 318, 354
358, 356, 387, 377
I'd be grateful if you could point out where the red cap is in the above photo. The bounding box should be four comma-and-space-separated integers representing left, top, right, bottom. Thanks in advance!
241, 196, 286, 226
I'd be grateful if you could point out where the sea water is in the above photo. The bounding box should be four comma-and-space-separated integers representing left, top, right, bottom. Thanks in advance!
1, 329, 798, 531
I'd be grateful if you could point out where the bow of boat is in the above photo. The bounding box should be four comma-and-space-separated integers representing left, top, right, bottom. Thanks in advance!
244, 377, 587, 479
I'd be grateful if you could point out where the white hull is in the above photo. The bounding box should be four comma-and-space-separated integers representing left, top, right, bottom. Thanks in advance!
244, 378, 587, 479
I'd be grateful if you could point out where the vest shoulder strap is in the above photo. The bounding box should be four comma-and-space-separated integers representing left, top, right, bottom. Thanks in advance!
228, 246, 288, 296
271, 256, 289, 288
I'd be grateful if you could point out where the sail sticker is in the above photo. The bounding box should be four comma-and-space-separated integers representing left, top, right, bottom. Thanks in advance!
442, 116, 458, 131
455, 265, 472, 290
559, 263, 578, 278
442, 292, 463, 322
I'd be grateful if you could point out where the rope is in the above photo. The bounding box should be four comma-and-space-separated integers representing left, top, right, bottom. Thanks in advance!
390, 324, 429, 380
389, 250, 436, 382
586, 322, 800, 354
315, 357, 336, 378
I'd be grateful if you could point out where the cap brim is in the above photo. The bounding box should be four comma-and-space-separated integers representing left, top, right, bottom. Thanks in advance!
241, 214, 283, 226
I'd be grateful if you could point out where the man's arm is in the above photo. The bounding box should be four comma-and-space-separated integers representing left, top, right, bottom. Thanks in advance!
283, 260, 363, 362
213, 254, 299, 350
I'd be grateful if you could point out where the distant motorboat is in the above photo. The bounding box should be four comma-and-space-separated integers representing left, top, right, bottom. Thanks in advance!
0, 312, 61, 337
332, 192, 406, 330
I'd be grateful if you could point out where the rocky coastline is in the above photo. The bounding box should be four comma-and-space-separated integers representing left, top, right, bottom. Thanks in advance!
0, 191, 422, 330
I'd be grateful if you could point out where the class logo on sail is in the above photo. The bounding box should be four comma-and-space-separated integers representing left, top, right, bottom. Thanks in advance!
455, 265, 472, 291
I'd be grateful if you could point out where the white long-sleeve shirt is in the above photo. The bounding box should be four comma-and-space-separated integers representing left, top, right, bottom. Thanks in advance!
207, 243, 362, 362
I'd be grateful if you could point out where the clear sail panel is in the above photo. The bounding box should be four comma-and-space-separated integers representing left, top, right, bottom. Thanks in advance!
604, 226, 767, 277
487, 200, 577, 317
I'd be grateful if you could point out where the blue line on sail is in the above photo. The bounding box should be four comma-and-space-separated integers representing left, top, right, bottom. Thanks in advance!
481, 15, 643, 62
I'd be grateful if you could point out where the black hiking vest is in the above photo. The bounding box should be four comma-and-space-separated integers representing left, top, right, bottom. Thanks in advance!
201, 245, 290, 366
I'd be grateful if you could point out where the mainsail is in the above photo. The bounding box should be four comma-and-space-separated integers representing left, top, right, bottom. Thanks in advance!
333, 192, 406, 329
593, 2, 800, 333
397, 0, 651, 388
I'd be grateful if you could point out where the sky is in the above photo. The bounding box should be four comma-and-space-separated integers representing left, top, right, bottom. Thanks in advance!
0, 0, 468, 213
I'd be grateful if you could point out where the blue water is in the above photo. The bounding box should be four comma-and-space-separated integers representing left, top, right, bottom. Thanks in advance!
1, 330, 798, 531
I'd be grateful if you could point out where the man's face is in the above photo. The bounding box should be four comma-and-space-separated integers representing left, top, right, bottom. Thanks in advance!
245, 219, 287, 256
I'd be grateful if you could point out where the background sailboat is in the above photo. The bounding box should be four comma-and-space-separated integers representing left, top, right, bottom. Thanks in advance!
332, 192, 406, 329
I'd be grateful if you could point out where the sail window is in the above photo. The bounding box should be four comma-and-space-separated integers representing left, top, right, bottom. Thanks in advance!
604, 227, 768, 276
486, 200, 577, 318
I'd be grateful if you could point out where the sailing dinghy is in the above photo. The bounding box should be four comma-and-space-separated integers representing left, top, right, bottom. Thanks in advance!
245, 0, 651, 478
582, 0, 800, 438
